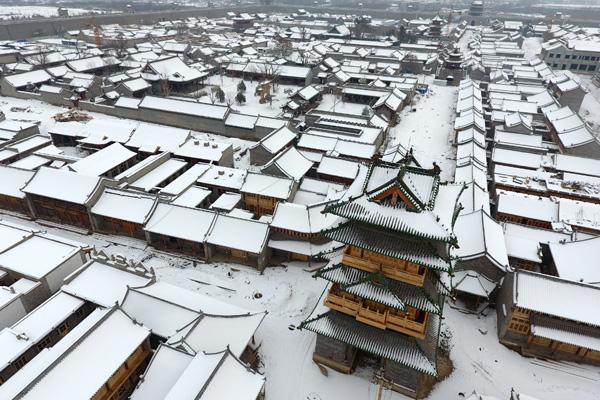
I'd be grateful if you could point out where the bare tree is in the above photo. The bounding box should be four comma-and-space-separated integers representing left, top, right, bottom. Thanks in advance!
114, 34, 128, 58
30, 45, 50, 68
297, 49, 312, 66
273, 36, 293, 58
175, 23, 188, 38
350, 19, 372, 39
298, 26, 310, 41
159, 73, 171, 96
254, 62, 281, 90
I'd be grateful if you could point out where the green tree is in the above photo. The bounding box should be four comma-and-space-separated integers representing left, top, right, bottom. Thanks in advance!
235, 92, 246, 105
212, 86, 225, 103
237, 80, 246, 93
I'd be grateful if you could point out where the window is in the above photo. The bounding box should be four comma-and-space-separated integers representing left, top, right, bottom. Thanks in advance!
571, 64, 578, 70
36, 336, 53, 351
565, 54, 571, 59
58, 322, 69, 336
549, 53, 555, 58
589, 65, 597, 72
579, 64, 587, 70
584, 56, 590, 60
15, 356, 27, 370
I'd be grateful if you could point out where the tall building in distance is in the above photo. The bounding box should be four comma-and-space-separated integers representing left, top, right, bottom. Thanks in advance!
470, 0, 484, 17
301, 160, 463, 398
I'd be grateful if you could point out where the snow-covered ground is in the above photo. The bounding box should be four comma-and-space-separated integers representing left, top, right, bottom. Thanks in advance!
203, 75, 298, 117
317, 94, 368, 115
0, 6, 105, 20
522, 37, 543, 60
387, 83, 458, 182
0, 95, 255, 168
1, 211, 599, 400
457, 28, 475, 54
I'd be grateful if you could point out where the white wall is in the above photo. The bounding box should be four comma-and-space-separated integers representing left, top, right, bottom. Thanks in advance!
45, 251, 87, 293
0, 296, 27, 330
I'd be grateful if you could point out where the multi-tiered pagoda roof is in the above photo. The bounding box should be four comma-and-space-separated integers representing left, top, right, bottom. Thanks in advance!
301, 160, 464, 380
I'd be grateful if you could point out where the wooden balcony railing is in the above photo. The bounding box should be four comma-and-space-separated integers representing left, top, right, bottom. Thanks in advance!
356, 303, 387, 329
324, 287, 428, 339
342, 248, 426, 287
387, 310, 428, 340
324, 289, 361, 314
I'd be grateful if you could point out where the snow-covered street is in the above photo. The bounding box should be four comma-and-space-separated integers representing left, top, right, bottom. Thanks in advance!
387, 83, 458, 182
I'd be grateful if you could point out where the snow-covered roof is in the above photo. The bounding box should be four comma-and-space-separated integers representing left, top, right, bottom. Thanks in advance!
531, 316, 600, 353
197, 165, 247, 191
458, 182, 490, 216
0, 234, 82, 280
225, 113, 257, 130
302, 309, 437, 376
0, 291, 84, 371
240, 172, 294, 199
9, 155, 51, 170
209, 192, 242, 212
297, 85, 320, 101
159, 163, 212, 196
68, 143, 136, 177
549, 237, 600, 285
136, 281, 248, 316
133, 346, 264, 400
171, 185, 211, 208
67, 55, 120, 72
168, 312, 265, 357
121, 77, 151, 92
317, 156, 360, 180
145, 202, 216, 243
254, 125, 296, 154
550, 154, 600, 178
271, 202, 337, 234
146, 56, 204, 82
206, 214, 269, 254
3, 69, 51, 88
454, 210, 509, 273
496, 190, 557, 223
121, 286, 200, 339
129, 158, 188, 192
13, 307, 149, 400
263, 146, 312, 181
0, 219, 30, 250
91, 188, 156, 225
62, 260, 152, 307
514, 270, 600, 327
453, 270, 497, 298
130, 345, 193, 400
0, 165, 34, 199
22, 166, 104, 205
49, 119, 137, 144
139, 96, 228, 120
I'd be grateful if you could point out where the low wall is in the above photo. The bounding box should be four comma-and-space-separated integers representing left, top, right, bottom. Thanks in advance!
0, 6, 255, 41
0, 84, 272, 141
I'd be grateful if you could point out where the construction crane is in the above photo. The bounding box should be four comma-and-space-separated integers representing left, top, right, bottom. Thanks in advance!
90, 16, 102, 47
